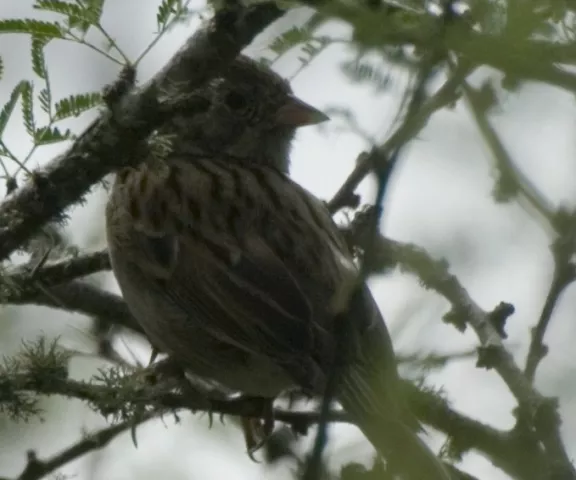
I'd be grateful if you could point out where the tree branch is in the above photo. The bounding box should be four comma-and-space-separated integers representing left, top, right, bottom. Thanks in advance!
0, 357, 558, 480
524, 252, 576, 383
301, 1, 576, 92
328, 61, 474, 213
4, 280, 142, 334
360, 230, 576, 478
461, 78, 576, 388
0, 2, 283, 262
6, 250, 111, 292
11, 415, 154, 480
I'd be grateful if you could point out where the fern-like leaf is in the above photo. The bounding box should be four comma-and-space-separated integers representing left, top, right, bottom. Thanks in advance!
269, 26, 312, 56
34, 0, 102, 32
0, 19, 63, 38
341, 60, 390, 92
34, 126, 72, 145
31, 36, 50, 79
34, 0, 85, 17
79, 0, 105, 24
54, 92, 101, 119
21, 81, 35, 136
39, 88, 51, 115
297, 38, 328, 68
0, 81, 27, 138
156, 0, 182, 30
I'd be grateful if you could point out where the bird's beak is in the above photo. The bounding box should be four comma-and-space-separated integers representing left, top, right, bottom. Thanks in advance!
275, 95, 329, 127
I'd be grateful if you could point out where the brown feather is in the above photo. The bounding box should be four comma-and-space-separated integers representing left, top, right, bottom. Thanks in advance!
107, 155, 353, 394
106, 54, 451, 480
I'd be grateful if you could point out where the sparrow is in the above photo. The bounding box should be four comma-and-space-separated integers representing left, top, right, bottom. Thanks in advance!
106, 55, 451, 480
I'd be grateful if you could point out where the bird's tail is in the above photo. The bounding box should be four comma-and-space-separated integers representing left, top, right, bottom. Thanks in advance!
338, 369, 451, 480
335, 285, 451, 480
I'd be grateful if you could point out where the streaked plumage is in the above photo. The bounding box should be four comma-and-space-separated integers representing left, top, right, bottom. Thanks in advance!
106, 55, 450, 480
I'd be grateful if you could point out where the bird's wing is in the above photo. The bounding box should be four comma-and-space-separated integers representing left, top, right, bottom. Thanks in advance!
112, 155, 357, 389
110, 157, 452, 479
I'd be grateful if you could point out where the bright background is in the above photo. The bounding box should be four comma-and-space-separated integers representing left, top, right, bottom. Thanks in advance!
1, 1, 575, 479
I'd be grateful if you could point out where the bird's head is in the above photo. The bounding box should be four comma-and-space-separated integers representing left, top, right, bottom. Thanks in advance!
165, 55, 328, 173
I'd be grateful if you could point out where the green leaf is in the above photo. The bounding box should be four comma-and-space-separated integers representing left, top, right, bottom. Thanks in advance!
341, 60, 390, 92
39, 88, 51, 115
78, 0, 105, 24
34, 125, 72, 145
297, 39, 327, 67
269, 26, 312, 56
34, 0, 85, 17
0, 19, 63, 38
0, 81, 27, 138
54, 92, 101, 119
21, 81, 35, 136
157, 0, 182, 30
31, 36, 50, 79
34, 0, 102, 32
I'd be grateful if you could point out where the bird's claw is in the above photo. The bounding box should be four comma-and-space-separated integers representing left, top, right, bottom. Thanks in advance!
239, 397, 275, 462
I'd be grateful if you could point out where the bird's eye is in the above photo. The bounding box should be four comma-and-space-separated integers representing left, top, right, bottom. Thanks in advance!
225, 91, 248, 110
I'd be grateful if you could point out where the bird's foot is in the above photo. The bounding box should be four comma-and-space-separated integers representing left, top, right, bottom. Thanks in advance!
145, 357, 214, 413
236, 396, 275, 461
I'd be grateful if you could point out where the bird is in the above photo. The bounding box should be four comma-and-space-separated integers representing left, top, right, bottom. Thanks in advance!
105, 55, 451, 480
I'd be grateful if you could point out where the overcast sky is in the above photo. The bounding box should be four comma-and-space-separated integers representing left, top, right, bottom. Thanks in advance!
1, 1, 576, 479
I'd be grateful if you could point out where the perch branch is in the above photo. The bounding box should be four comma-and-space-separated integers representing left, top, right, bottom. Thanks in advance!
0, 3, 282, 262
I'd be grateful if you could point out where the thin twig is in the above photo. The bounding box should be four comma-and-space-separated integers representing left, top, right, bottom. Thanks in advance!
305, 49, 445, 479
462, 76, 576, 396
7, 249, 110, 289
327, 61, 474, 213
461, 80, 557, 232
4, 280, 142, 334
0, 363, 553, 480
369, 234, 576, 478
524, 246, 576, 383
14, 415, 155, 480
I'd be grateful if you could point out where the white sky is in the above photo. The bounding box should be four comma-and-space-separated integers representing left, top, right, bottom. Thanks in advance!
1, 1, 576, 479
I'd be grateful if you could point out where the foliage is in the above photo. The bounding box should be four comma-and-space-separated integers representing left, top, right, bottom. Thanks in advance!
0, 337, 69, 420
0, 0, 195, 188
0, 1, 576, 480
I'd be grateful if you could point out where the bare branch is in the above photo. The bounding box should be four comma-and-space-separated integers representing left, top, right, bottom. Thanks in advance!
328, 61, 474, 213
5, 280, 142, 334
462, 74, 576, 390
0, 357, 556, 480
7, 250, 110, 291
366, 232, 576, 478
13, 416, 154, 480
525, 244, 576, 382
